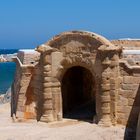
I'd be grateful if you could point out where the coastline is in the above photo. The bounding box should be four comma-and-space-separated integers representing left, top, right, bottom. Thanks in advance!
0, 50, 17, 103
0, 62, 16, 94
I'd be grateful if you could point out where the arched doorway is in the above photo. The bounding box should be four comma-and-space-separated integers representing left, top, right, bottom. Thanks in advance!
61, 66, 96, 121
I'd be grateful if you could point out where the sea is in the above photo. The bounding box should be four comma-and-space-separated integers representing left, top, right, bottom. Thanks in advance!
0, 49, 18, 94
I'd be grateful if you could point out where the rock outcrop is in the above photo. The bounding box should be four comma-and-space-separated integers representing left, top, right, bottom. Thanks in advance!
0, 88, 11, 104
0, 53, 17, 62
0, 55, 7, 62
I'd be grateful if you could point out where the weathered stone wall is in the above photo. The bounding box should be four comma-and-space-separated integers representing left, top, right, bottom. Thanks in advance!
111, 40, 140, 50
117, 50, 140, 139
17, 49, 40, 65
123, 51, 140, 66
11, 50, 40, 120
118, 65, 140, 126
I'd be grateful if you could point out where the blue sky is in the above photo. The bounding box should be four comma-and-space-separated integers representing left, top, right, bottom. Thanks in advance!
0, 0, 140, 49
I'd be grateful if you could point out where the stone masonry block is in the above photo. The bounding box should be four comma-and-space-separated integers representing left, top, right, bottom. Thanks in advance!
44, 65, 51, 72
123, 76, 140, 84
101, 107, 110, 114
44, 88, 52, 93
110, 84, 116, 90
117, 96, 128, 106
43, 71, 52, 77
101, 84, 110, 91
44, 93, 52, 99
43, 82, 60, 88
44, 77, 58, 82
101, 95, 110, 102
117, 106, 125, 113
119, 89, 136, 99
44, 103, 53, 110
128, 98, 134, 106
121, 84, 139, 90
52, 87, 61, 93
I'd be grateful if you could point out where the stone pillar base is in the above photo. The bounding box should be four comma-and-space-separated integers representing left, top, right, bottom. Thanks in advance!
98, 119, 112, 127
40, 114, 54, 122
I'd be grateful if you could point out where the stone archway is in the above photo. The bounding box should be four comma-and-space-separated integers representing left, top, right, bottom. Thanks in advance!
36, 30, 121, 126
61, 66, 96, 121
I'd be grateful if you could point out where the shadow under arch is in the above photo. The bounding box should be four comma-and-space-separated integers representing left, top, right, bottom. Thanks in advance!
61, 65, 96, 123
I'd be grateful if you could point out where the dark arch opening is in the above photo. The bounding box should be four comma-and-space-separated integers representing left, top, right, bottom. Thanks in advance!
61, 66, 96, 122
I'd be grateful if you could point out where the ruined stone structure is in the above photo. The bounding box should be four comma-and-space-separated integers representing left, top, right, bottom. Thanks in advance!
11, 31, 140, 137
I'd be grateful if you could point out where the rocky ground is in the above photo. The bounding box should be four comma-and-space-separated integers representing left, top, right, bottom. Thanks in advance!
0, 103, 126, 140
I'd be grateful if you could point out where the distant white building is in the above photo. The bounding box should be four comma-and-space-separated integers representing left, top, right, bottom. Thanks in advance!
118, 38, 140, 41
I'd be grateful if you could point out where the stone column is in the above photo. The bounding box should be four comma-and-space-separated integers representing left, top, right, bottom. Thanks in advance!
110, 54, 120, 125
99, 66, 112, 126
51, 52, 63, 121
98, 45, 122, 126
40, 53, 54, 122
37, 45, 63, 122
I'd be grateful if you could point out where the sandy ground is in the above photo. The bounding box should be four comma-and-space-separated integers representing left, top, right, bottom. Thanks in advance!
0, 103, 125, 140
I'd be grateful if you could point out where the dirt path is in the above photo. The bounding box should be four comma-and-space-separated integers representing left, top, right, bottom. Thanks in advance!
0, 103, 125, 140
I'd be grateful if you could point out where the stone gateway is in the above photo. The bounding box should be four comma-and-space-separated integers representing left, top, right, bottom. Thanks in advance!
11, 31, 140, 135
